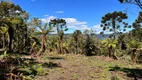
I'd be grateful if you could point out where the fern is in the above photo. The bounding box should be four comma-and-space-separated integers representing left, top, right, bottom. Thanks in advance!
0, 50, 7, 58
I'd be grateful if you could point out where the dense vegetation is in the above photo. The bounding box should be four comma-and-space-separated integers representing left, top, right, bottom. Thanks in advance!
0, 0, 142, 80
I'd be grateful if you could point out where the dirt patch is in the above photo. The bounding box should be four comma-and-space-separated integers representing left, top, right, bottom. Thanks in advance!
95, 56, 114, 62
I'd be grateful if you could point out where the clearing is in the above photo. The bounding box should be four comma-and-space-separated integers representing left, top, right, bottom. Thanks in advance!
35, 53, 142, 80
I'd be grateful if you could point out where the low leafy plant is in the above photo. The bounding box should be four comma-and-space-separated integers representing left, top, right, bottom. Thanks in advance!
0, 50, 8, 59
72, 74, 78, 79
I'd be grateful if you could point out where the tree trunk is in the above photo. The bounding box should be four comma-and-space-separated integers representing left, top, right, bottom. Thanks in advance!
131, 49, 137, 63
41, 34, 46, 52
2, 34, 6, 48
108, 46, 113, 57
57, 36, 63, 54
58, 38, 61, 54
8, 26, 14, 52
37, 34, 46, 60
108, 48, 111, 57
24, 28, 28, 51
76, 40, 78, 54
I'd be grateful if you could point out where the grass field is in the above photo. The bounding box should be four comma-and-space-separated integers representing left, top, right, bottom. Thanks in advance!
34, 53, 142, 80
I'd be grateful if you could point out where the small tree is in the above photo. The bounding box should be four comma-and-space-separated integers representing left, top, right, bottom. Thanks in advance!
127, 40, 141, 63
30, 18, 53, 53
0, 26, 8, 50
132, 11, 142, 28
0, 1, 29, 52
127, 11, 142, 41
102, 38, 118, 57
100, 11, 130, 39
50, 19, 68, 54
82, 29, 99, 56
36, 23, 53, 52
72, 30, 82, 54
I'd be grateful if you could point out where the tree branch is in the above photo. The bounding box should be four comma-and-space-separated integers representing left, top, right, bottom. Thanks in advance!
135, 0, 142, 9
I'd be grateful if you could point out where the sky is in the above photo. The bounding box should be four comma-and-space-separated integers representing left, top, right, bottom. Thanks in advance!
12, 0, 141, 34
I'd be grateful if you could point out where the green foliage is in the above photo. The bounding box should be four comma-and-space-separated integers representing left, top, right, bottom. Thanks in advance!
71, 30, 82, 54
0, 1, 30, 52
126, 40, 141, 63
128, 28, 142, 42
68, 29, 101, 56
1, 1, 142, 79
0, 26, 8, 34
68, 37, 79, 53
83, 34, 97, 56
117, 34, 128, 50
101, 38, 118, 57
50, 19, 68, 54
100, 11, 129, 38
72, 74, 78, 79
127, 40, 141, 49
72, 30, 82, 42
100, 46, 109, 56
32, 64, 47, 76
118, 0, 142, 9
102, 38, 118, 49
132, 12, 142, 29
47, 35, 58, 52
16, 59, 49, 79
0, 50, 7, 58
50, 19, 68, 37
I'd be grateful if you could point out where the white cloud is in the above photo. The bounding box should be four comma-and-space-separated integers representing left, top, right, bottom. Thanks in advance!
40, 16, 90, 30
92, 24, 102, 34
105, 31, 113, 34
40, 16, 56, 23
62, 18, 90, 30
40, 15, 114, 34
15, 10, 21, 13
92, 24, 113, 34
44, 15, 49, 17
55, 11, 64, 14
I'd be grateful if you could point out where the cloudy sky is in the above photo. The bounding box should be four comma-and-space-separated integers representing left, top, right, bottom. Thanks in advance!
12, 0, 140, 34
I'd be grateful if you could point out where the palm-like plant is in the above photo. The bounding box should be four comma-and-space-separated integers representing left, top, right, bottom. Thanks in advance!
35, 23, 53, 53
50, 19, 68, 54
127, 40, 141, 63
102, 38, 117, 57
0, 26, 8, 49
11, 16, 25, 52
72, 30, 82, 54
0, 18, 14, 52
0, 1, 27, 52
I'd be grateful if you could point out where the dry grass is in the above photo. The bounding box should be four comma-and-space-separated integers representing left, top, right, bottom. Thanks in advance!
35, 53, 142, 80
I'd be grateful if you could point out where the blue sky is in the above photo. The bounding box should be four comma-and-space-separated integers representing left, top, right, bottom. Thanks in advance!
12, 0, 140, 33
